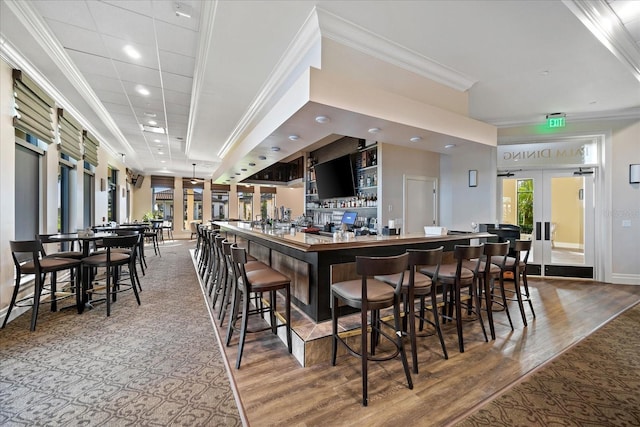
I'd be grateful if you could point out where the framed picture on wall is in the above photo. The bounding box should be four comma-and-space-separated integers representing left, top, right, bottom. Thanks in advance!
469, 170, 478, 187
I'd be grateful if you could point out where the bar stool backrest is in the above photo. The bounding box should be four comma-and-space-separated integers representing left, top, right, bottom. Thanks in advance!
356, 252, 409, 296
406, 246, 443, 283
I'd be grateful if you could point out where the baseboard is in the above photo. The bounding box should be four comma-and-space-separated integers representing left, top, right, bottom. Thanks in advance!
611, 273, 640, 285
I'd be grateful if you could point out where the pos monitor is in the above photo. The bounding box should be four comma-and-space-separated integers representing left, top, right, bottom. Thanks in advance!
341, 211, 357, 230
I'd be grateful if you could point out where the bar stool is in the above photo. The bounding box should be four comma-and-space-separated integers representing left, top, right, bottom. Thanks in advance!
331, 252, 412, 406
225, 245, 292, 369
420, 245, 487, 353
468, 242, 513, 340
210, 235, 227, 302
375, 247, 447, 373
491, 239, 535, 326
4, 240, 82, 331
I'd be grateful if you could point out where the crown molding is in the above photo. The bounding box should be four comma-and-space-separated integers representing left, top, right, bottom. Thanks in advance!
316, 7, 476, 92
185, 0, 218, 158
563, 0, 640, 82
3, 0, 136, 161
491, 107, 640, 128
217, 6, 322, 159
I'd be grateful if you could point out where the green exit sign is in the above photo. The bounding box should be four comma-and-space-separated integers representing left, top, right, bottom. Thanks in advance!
547, 116, 566, 128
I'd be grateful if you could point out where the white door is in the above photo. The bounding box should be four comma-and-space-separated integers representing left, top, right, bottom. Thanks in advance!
499, 169, 595, 278
404, 176, 437, 234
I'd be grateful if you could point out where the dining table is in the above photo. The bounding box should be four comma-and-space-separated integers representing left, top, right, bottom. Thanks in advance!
49, 231, 114, 311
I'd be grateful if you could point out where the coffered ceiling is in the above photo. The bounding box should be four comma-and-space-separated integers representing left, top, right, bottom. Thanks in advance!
1, 0, 638, 183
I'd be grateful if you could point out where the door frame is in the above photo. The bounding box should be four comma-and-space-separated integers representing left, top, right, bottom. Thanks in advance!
497, 133, 609, 282
403, 175, 438, 234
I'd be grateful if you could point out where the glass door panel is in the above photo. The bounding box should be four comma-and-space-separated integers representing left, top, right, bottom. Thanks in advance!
500, 169, 594, 278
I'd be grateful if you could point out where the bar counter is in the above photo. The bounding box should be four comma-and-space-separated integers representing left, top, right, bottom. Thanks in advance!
214, 221, 494, 322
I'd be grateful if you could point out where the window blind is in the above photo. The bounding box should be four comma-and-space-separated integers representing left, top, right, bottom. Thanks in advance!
82, 130, 100, 166
150, 175, 175, 189
12, 69, 55, 144
182, 178, 204, 189
57, 109, 83, 160
211, 183, 231, 191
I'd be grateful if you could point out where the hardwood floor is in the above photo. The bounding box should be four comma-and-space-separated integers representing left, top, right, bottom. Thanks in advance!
206, 277, 640, 426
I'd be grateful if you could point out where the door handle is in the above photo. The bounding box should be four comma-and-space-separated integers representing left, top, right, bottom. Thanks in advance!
535, 222, 542, 240
544, 221, 550, 241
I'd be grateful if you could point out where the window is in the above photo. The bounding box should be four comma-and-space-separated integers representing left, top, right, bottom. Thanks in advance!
183, 187, 203, 229
153, 188, 174, 222
83, 162, 95, 228
211, 184, 231, 221
260, 187, 276, 221
151, 175, 174, 224
212, 190, 229, 220
15, 143, 42, 240
237, 187, 254, 221
517, 179, 534, 234
107, 167, 118, 222
58, 158, 71, 233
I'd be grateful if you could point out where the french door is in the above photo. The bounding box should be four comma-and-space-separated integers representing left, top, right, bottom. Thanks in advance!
499, 169, 595, 278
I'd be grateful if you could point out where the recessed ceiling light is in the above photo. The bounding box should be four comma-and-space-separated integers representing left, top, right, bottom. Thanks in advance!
241, 168, 247, 171
258, 155, 267, 160
368, 127, 381, 134
288, 135, 300, 141
444, 144, 456, 149
160, 160, 166, 163
148, 120, 157, 126
144, 112, 157, 118
315, 115, 330, 124
249, 162, 256, 167
158, 151, 164, 155
409, 136, 422, 143
153, 139, 161, 143
136, 86, 150, 96
271, 147, 280, 152
235, 172, 241, 175
176, 137, 184, 141
123, 45, 141, 59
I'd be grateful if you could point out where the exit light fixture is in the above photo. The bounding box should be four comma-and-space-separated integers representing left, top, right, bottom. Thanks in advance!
546, 112, 566, 128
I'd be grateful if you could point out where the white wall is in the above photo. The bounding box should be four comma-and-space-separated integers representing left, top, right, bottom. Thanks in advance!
439, 144, 497, 231
0, 59, 17, 316
379, 143, 440, 228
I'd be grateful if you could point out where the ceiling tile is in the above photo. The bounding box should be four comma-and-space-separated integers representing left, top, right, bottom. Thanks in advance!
67, 50, 119, 79
87, 1, 156, 45
101, 34, 160, 70
159, 50, 195, 78
32, 1, 95, 31
156, 20, 198, 57
45, 19, 110, 58
114, 62, 162, 88
161, 72, 193, 93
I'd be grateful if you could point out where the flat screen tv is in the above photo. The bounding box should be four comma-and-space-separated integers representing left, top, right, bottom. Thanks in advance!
314, 154, 356, 200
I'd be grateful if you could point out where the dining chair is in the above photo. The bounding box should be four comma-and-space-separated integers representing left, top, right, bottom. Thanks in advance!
3, 240, 82, 331
331, 252, 412, 406
81, 235, 141, 317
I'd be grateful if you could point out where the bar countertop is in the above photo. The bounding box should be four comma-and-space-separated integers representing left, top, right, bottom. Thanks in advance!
213, 221, 494, 253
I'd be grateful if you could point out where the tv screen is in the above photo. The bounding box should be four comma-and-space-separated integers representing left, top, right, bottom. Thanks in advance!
314, 154, 356, 200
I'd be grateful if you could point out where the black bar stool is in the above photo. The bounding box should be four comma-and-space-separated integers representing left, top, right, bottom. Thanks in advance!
331, 252, 412, 406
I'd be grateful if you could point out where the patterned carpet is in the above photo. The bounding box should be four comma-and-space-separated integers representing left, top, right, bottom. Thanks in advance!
458, 302, 640, 427
0, 240, 241, 426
